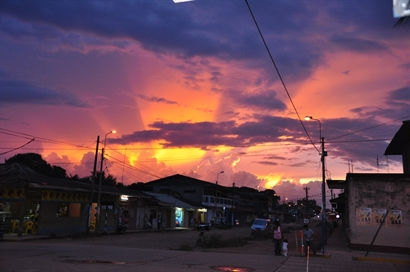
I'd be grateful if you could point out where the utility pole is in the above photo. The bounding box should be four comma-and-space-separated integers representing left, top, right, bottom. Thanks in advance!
87, 136, 99, 233
303, 186, 310, 200
96, 146, 105, 232
305, 116, 327, 255
96, 130, 116, 233
321, 136, 327, 254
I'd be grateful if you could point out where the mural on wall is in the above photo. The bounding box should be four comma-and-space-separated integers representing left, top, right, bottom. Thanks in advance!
374, 208, 387, 224
356, 207, 372, 224
357, 208, 403, 226
389, 210, 402, 225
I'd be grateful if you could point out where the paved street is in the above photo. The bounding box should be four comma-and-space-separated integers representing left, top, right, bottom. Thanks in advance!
1, 227, 409, 272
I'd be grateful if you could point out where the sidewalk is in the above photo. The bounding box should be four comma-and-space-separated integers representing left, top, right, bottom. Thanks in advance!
1, 232, 51, 241
0, 226, 191, 242
275, 225, 410, 272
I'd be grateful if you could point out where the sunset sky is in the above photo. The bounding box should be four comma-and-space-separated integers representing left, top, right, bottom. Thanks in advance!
0, 0, 409, 203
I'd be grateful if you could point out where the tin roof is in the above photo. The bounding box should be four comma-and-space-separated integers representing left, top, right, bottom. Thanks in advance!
144, 192, 196, 209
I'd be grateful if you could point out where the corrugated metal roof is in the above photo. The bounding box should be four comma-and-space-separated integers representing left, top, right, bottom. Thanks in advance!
144, 192, 196, 209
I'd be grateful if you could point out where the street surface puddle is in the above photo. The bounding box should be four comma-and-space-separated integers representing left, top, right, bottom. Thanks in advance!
211, 266, 254, 272
61, 259, 127, 265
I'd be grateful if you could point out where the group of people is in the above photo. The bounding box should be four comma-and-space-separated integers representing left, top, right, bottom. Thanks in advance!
272, 219, 314, 257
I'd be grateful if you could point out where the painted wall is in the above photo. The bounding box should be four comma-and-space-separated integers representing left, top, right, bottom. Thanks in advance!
347, 174, 410, 249
38, 201, 88, 235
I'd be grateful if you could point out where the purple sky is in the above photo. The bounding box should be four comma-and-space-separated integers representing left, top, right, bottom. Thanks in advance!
0, 0, 409, 203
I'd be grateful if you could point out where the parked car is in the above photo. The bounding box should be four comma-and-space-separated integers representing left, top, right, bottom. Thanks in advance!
250, 218, 271, 237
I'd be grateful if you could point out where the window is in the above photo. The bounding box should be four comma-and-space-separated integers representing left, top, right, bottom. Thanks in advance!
57, 203, 81, 217
56, 203, 69, 217
68, 203, 81, 217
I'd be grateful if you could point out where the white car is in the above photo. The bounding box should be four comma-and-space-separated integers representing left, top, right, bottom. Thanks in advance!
251, 218, 271, 236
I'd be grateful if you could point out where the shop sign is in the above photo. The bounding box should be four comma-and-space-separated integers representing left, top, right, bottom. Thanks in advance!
41, 190, 89, 202
0, 188, 25, 199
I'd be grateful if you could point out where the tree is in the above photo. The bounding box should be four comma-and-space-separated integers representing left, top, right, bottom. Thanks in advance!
95, 172, 118, 186
5, 153, 67, 178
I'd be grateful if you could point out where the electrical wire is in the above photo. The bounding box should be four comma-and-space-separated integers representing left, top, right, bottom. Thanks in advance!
104, 153, 161, 179
327, 114, 410, 141
0, 138, 35, 156
0, 130, 33, 140
0, 127, 94, 150
326, 138, 390, 144
244, 0, 320, 155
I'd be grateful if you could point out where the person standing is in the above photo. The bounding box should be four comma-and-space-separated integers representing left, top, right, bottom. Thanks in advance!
273, 219, 282, 256
303, 224, 314, 256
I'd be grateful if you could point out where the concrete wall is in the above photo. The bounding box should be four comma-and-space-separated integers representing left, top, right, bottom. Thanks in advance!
347, 174, 410, 250
38, 201, 88, 235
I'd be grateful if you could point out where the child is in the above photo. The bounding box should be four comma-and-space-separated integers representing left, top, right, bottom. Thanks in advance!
282, 238, 288, 256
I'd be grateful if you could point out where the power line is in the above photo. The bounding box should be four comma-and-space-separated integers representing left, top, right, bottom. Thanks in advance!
327, 138, 389, 144
109, 163, 145, 181
0, 138, 35, 156
0, 130, 33, 140
0, 127, 94, 150
104, 153, 161, 179
244, 0, 320, 155
327, 114, 410, 141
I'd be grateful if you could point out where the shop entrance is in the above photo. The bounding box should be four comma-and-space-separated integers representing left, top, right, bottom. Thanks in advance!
175, 207, 183, 227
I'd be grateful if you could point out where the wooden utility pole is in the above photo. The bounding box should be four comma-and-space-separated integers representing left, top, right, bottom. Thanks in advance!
303, 186, 310, 200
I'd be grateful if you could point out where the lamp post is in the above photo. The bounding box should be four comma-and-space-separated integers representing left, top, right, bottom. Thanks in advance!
216, 170, 224, 185
305, 116, 327, 254
96, 130, 116, 232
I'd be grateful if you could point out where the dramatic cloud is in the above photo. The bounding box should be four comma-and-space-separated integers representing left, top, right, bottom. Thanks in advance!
0, 0, 407, 192
230, 90, 286, 111
330, 35, 387, 53
137, 94, 178, 105
231, 171, 264, 188
72, 152, 96, 178
256, 161, 278, 166
0, 0, 326, 82
111, 116, 303, 148
0, 79, 88, 107
389, 86, 410, 102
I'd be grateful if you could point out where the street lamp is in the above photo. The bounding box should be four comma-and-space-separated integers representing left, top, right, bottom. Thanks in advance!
305, 116, 327, 255
96, 130, 116, 232
216, 170, 224, 185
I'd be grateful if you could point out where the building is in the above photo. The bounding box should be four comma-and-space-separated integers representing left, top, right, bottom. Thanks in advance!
0, 161, 149, 236
345, 173, 409, 252
143, 174, 233, 226
0, 163, 92, 236
143, 174, 280, 226
328, 120, 410, 253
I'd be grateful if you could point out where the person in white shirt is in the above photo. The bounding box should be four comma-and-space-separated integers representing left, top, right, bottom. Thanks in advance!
282, 238, 288, 256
